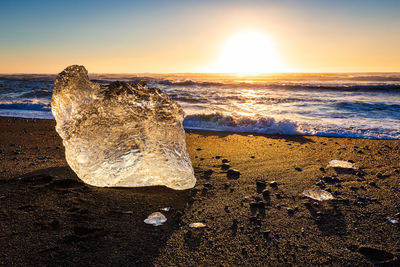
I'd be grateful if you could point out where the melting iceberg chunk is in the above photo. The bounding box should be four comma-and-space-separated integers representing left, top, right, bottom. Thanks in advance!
51, 65, 196, 190
327, 160, 359, 170
303, 189, 334, 201
144, 212, 167, 226
189, 222, 206, 228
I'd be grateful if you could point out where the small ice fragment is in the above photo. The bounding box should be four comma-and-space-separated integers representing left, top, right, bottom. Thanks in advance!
387, 218, 399, 224
161, 207, 171, 212
144, 212, 167, 226
327, 160, 358, 169
303, 189, 334, 201
189, 222, 206, 228
122, 211, 133, 214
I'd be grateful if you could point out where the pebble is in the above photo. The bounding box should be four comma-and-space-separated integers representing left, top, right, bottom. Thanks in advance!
262, 189, 270, 198
256, 180, 266, 188
215, 155, 221, 159
204, 169, 213, 177
222, 159, 229, 163
295, 167, 302, 171
254, 196, 262, 202
250, 156, 255, 159
316, 181, 325, 188
221, 163, 230, 170
287, 208, 295, 214
196, 148, 202, 151
227, 169, 241, 177
269, 181, 278, 187
320, 167, 325, 172
322, 176, 339, 183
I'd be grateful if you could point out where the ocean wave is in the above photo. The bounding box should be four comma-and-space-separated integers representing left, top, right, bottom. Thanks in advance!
183, 113, 299, 135
0, 99, 51, 111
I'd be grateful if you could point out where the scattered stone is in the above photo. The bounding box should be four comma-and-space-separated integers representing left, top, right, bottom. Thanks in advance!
250, 156, 255, 159
222, 159, 229, 163
269, 181, 278, 187
322, 176, 339, 183
256, 179, 266, 188
37, 156, 47, 160
227, 169, 241, 179
262, 189, 270, 199
316, 181, 325, 188
204, 169, 213, 177
254, 196, 262, 202
287, 208, 295, 214
320, 167, 325, 172
221, 163, 230, 170
196, 148, 202, 151
295, 167, 302, 171
215, 155, 221, 159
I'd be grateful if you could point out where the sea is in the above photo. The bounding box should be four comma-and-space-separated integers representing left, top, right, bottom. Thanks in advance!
1, 72, 400, 139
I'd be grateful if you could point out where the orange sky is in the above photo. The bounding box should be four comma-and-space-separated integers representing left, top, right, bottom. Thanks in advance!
1, 0, 399, 74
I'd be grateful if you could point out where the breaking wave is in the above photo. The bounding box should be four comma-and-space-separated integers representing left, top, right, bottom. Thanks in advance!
183, 113, 300, 135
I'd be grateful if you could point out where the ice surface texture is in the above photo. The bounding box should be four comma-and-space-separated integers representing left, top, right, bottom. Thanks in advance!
303, 189, 334, 201
51, 65, 196, 190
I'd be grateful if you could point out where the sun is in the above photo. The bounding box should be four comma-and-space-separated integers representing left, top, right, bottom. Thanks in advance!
206, 30, 287, 75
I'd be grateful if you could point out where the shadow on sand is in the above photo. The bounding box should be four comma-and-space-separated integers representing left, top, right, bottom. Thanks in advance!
0, 166, 196, 266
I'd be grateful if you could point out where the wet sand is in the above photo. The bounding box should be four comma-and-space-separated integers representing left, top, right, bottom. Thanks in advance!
0, 116, 399, 266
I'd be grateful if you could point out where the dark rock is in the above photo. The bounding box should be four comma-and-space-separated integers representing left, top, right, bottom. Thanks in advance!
269, 181, 278, 187
215, 155, 221, 159
357, 196, 366, 201
256, 179, 266, 188
322, 176, 339, 183
262, 189, 270, 198
227, 169, 241, 179
204, 169, 213, 177
250, 156, 255, 159
255, 196, 262, 202
287, 208, 295, 214
295, 167, 302, 171
261, 230, 271, 238
224, 206, 230, 213
320, 167, 325, 172
196, 148, 202, 151
222, 159, 229, 163
316, 181, 325, 188
221, 163, 230, 170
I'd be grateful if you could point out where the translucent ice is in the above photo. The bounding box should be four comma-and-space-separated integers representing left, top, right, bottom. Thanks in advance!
51, 65, 196, 190
303, 189, 334, 201
189, 222, 206, 228
144, 212, 167, 226
327, 160, 359, 169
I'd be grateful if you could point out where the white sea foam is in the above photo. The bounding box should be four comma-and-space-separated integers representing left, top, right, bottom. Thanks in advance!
1, 73, 400, 139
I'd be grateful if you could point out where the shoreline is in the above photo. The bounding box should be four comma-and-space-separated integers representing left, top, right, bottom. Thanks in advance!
1, 115, 399, 141
0, 116, 399, 265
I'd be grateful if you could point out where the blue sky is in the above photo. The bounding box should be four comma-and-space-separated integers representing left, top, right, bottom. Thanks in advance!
1, 0, 399, 73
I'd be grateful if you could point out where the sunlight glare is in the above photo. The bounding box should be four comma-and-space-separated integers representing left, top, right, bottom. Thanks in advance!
206, 30, 287, 75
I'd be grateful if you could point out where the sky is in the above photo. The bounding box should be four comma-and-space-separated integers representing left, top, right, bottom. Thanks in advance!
0, 0, 399, 74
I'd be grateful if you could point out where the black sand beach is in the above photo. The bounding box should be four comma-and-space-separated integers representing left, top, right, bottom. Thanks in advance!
0, 117, 399, 266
